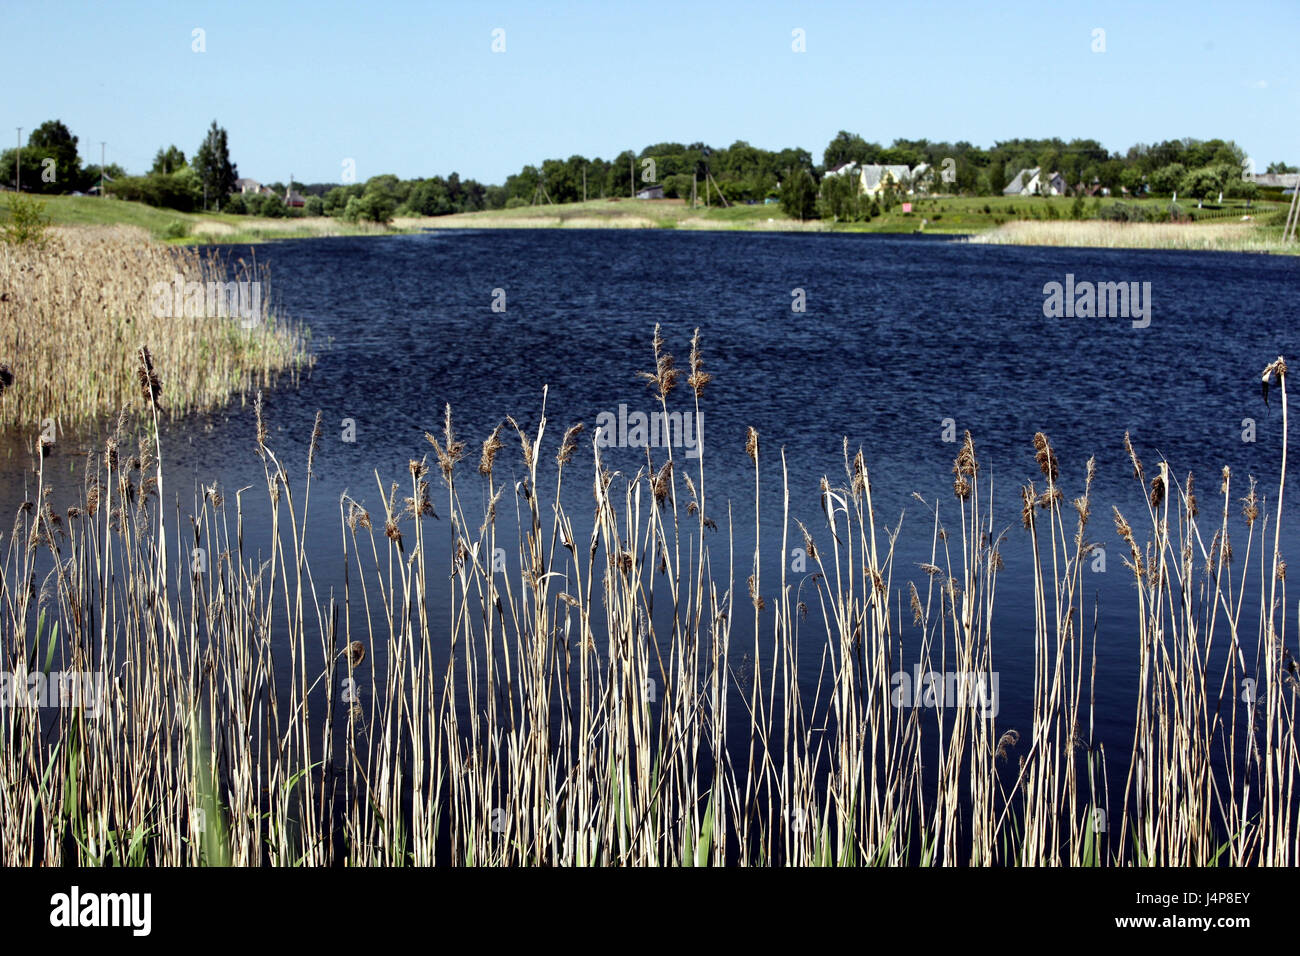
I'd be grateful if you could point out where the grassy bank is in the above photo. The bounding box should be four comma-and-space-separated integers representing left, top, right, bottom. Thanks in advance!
11, 193, 1294, 251
1, 194, 403, 243
1, 329, 1295, 866
0, 225, 310, 429
402, 197, 826, 231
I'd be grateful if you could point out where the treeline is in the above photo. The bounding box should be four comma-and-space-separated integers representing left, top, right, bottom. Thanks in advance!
6, 118, 1296, 224
0, 120, 123, 195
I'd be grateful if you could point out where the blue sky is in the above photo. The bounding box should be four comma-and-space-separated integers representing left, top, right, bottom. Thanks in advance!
6, 0, 1296, 184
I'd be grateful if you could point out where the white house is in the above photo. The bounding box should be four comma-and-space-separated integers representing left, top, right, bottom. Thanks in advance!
1003, 167, 1066, 197
826, 162, 918, 195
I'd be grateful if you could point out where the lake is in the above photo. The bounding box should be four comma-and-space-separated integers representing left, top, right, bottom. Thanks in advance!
4, 228, 1298, 860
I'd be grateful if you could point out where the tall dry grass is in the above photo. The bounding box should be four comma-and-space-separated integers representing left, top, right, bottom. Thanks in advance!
968, 218, 1291, 252
0, 225, 310, 430
0, 331, 1294, 865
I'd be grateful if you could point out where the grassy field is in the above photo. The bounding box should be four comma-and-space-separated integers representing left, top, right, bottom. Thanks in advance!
0, 194, 400, 243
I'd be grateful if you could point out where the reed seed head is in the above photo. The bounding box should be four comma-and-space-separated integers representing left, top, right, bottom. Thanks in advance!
556, 422, 584, 467
687, 327, 711, 397
479, 424, 504, 476
136, 346, 162, 411
1032, 432, 1058, 483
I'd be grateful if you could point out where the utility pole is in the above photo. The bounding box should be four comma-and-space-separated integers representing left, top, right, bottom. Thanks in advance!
629, 153, 635, 198
15, 128, 21, 192
692, 171, 697, 209
583, 165, 587, 203
100, 142, 106, 197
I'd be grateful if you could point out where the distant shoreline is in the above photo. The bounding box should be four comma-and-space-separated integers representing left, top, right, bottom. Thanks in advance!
11, 193, 1295, 254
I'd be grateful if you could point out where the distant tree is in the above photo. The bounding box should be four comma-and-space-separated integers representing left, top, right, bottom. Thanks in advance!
357, 189, 394, 224
303, 195, 325, 216
822, 131, 880, 169
151, 145, 186, 175
1226, 178, 1259, 200
26, 120, 81, 192
79, 161, 125, 192
780, 167, 818, 220
1149, 163, 1186, 196
986, 163, 1006, 195
193, 121, 238, 209
1266, 161, 1298, 174
1180, 166, 1222, 204
260, 194, 287, 218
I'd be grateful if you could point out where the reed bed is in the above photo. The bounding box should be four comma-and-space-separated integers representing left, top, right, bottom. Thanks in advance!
190, 218, 394, 240
967, 218, 1292, 252
0, 225, 310, 430
0, 331, 1294, 866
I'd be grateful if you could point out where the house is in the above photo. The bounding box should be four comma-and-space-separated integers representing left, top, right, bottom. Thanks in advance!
1252, 173, 1300, 189
285, 188, 306, 208
910, 163, 933, 192
634, 183, 665, 200
1003, 168, 1037, 196
858, 164, 912, 196
234, 178, 263, 195
1003, 167, 1067, 197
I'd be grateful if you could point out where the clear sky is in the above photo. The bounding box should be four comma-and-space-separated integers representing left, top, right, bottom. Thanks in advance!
6, 0, 1296, 185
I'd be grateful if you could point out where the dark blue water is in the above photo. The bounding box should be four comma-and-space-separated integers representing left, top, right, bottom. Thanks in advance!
6, 229, 1299, 761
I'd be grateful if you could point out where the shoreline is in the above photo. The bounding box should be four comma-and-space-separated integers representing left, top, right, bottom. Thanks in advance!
10, 193, 1296, 254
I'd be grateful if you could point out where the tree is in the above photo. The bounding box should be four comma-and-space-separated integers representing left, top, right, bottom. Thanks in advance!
358, 189, 395, 224
780, 167, 818, 220
193, 121, 238, 210
26, 120, 81, 192
822, 131, 880, 169
1179, 166, 1222, 204
1149, 163, 1186, 196
303, 195, 325, 217
151, 145, 186, 175
1266, 161, 1298, 174
986, 163, 1006, 196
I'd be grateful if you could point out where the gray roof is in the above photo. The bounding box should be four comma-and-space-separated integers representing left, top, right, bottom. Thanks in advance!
1253, 173, 1300, 188
1003, 167, 1040, 195
860, 164, 911, 191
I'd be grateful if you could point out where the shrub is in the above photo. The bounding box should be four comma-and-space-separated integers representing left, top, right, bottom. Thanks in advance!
260, 196, 287, 219
504, 196, 529, 209
161, 220, 191, 240
0, 194, 51, 248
